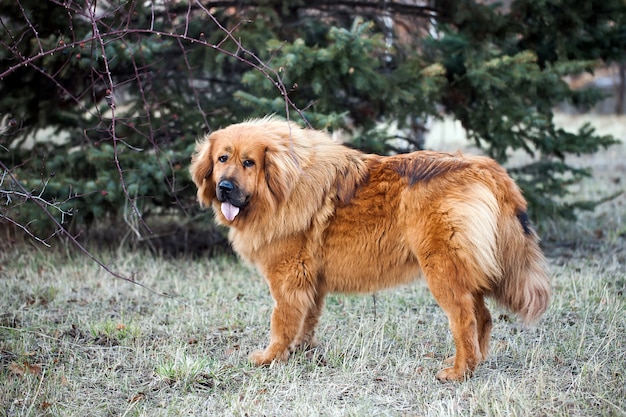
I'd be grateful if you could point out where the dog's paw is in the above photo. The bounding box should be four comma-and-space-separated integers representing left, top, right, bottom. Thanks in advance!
249, 350, 271, 366
436, 366, 471, 382
289, 335, 319, 352
249, 348, 289, 366
305, 335, 319, 348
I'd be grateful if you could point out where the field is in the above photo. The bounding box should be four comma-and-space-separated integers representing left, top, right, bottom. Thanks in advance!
1, 117, 625, 416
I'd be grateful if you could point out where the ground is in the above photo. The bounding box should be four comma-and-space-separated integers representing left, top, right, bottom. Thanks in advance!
0, 114, 624, 416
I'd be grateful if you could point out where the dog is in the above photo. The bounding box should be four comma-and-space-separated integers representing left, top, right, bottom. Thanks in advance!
190, 117, 550, 381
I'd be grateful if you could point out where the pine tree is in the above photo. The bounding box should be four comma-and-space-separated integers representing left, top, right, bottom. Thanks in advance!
1, 0, 624, 242
239, 0, 625, 219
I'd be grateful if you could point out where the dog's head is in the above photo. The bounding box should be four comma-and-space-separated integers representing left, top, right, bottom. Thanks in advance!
190, 120, 302, 225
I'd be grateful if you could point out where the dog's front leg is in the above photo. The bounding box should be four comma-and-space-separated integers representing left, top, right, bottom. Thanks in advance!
291, 288, 326, 351
249, 286, 313, 366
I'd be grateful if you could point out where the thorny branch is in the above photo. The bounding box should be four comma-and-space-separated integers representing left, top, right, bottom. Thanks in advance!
0, 0, 314, 293
85, 0, 148, 233
0, 160, 175, 298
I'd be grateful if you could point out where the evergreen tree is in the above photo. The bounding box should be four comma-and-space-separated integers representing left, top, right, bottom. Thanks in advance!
1, 0, 624, 243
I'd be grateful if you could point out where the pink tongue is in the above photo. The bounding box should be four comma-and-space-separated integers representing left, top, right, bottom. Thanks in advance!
221, 202, 240, 221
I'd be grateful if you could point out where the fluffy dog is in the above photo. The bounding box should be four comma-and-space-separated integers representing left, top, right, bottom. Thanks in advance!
190, 117, 550, 381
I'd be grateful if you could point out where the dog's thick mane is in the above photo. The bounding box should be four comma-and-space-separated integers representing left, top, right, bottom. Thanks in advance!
230, 118, 369, 253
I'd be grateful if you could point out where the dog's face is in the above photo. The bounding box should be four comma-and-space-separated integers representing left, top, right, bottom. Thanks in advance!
211, 132, 266, 222
190, 122, 302, 225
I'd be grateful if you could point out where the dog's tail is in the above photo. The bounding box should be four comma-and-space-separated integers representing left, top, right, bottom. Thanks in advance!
494, 208, 551, 324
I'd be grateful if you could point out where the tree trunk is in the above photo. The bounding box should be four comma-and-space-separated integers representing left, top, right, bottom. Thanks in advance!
617, 62, 626, 115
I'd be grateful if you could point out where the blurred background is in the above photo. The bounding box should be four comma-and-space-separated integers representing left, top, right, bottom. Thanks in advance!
1, 0, 625, 255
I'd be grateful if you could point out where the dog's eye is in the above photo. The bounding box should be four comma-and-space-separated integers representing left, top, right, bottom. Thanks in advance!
242, 159, 255, 168
218, 155, 228, 163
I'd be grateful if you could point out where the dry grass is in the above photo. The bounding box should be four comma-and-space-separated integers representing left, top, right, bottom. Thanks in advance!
2, 233, 624, 417
1, 120, 625, 417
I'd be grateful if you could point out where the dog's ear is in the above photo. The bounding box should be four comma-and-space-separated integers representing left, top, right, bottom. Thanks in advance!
189, 135, 216, 207
264, 144, 301, 204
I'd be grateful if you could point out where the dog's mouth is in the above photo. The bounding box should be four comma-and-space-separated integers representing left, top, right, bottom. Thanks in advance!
216, 178, 248, 222
220, 201, 240, 222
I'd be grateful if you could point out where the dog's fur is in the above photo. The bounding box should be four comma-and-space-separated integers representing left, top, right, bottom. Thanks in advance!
190, 117, 550, 381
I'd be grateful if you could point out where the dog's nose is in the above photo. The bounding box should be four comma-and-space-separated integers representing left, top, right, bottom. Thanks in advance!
218, 180, 234, 194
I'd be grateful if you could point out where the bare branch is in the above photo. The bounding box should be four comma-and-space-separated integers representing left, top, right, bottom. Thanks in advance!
0, 159, 175, 298
0, 0, 324, 290
165, 0, 437, 19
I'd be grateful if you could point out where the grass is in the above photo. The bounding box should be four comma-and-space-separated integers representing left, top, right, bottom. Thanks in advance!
1, 146, 625, 417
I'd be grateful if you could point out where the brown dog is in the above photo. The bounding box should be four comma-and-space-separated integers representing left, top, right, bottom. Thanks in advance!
190, 117, 550, 381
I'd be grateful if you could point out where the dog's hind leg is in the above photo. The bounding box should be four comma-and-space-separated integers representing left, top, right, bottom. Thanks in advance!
443, 292, 492, 367
419, 255, 483, 382
474, 293, 493, 361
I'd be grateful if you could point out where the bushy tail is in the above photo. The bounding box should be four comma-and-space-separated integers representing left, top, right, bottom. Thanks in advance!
494, 210, 551, 324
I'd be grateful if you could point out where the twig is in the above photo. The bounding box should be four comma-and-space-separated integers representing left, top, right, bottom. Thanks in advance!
0, 160, 172, 298
24, 369, 46, 417
0, 214, 51, 247
0, 0, 312, 296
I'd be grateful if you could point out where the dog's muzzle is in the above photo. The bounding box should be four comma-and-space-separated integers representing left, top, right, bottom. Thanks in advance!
216, 179, 247, 221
